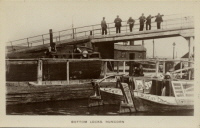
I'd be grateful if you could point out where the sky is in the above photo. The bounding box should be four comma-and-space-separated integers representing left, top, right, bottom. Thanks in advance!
0, 0, 198, 58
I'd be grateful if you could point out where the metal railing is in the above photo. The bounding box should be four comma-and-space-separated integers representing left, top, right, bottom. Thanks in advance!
6, 14, 194, 52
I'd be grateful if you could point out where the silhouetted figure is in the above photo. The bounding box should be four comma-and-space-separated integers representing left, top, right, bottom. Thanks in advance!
146, 15, 154, 30
73, 45, 82, 58
101, 17, 107, 35
127, 17, 135, 32
139, 13, 146, 31
155, 13, 164, 29
114, 15, 122, 33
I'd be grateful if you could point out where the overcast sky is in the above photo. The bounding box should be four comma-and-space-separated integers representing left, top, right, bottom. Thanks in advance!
1, 0, 197, 58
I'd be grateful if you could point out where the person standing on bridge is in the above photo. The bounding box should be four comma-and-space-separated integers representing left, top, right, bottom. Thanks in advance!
114, 15, 122, 33
146, 15, 154, 30
139, 13, 146, 31
155, 13, 164, 29
101, 17, 107, 35
127, 17, 135, 32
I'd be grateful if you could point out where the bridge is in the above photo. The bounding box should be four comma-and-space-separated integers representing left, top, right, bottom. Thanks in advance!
6, 14, 194, 60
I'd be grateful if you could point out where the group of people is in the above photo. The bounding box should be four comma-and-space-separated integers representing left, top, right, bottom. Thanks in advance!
101, 13, 164, 35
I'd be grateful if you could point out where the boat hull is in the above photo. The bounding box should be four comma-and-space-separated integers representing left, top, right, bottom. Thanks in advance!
99, 87, 194, 112
133, 97, 193, 112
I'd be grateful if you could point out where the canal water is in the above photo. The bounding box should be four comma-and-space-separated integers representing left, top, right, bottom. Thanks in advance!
6, 99, 193, 116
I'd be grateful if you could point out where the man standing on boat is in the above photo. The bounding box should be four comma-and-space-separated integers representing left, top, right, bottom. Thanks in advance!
127, 17, 135, 32
139, 13, 146, 31
101, 17, 107, 35
155, 13, 164, 29
114, 15, 122, 33
146, 15, 154, 30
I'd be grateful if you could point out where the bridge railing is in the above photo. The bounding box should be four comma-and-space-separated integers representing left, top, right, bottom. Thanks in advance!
6, 14, 194, 52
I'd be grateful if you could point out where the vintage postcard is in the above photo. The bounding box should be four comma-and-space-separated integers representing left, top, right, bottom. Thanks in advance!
0, 0, 200, 127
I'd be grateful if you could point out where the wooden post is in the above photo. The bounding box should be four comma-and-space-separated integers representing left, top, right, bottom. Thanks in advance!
104, 61, 107, 78
117, 61, 119, 74
130, 40, 134, 45
162, 61, 165, 74
37, 59, 43, 85
72, 53, 74, 59
67, 60, 69, 84
180, 61, 182, 78
49, 29, 53, 45
123, 61, 126, 74
188, 69, 191, 80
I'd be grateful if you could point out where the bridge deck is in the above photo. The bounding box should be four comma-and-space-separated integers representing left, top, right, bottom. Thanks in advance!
6, 15, 194, 54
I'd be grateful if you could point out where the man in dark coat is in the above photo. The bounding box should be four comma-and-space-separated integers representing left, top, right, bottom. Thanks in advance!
127, 17, 135, 32
139, 13, 146, 31
114, 15, 122, 33
146, 15, 154, 30
101, 17, 107, 35
155, 13, 164, 29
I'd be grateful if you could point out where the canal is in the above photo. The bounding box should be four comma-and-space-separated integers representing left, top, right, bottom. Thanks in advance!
6, 99, 193, 116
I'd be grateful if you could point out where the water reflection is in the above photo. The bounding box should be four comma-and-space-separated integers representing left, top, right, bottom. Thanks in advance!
6, 99, 193, 116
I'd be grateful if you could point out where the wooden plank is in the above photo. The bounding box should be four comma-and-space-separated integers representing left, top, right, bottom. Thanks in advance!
6, 58, 194, 63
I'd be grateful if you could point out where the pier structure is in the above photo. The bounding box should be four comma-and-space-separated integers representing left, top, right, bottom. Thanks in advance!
6, 58, 194, 85
6, 14, 194, 62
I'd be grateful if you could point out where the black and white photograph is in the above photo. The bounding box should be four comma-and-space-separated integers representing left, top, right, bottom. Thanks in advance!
0, 0, 200, 127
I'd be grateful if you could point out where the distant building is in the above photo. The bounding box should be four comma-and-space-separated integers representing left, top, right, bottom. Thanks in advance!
114, 44, 146, 60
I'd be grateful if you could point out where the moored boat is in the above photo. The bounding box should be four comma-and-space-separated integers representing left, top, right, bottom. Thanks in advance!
89, 60, 194, 112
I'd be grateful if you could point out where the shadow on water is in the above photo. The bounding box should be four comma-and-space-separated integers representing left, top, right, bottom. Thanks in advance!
6, 99, 193, 116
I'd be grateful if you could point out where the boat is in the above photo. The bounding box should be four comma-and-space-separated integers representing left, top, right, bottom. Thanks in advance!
6, 45, 102, 81
89, 60, 194, 112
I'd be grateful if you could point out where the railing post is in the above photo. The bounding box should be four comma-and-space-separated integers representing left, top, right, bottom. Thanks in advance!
92, 25, 94, 36
126, 25, 127, 33
74, 28, 76, 38
37, 59, 43, 85
104, 61, 107, 78
162, 61, 165, 74
72, 28, 75, 39
108, 24, 110, 35
123, 61, 126, 74
67, 60, 70, 85
58, 31, 61, 42
27, 38, 29, 47
180, 61, 182, 78
10, 41, 14, 50
42, 35, 44, 45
